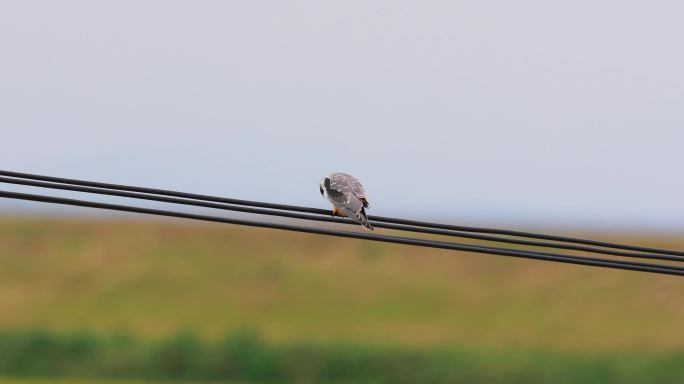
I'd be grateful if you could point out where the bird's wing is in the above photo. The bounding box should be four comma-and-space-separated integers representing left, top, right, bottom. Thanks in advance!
330, 173, 369, 209
332, 173, 369, 208
327, 174, 353, 206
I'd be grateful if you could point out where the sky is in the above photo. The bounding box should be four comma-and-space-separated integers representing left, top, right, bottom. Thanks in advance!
0, 1, 683, 230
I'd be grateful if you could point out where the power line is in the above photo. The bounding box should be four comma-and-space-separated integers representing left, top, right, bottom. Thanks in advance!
1, 189, 683, 277
1, 169, 682, 258
1, 175, 682, 264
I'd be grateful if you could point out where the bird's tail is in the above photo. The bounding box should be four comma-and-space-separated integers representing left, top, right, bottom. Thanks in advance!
355, 208, 374, 230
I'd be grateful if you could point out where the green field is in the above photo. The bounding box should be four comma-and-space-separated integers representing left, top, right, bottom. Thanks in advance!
0, 380, 178, 384
1, 217, 684, 382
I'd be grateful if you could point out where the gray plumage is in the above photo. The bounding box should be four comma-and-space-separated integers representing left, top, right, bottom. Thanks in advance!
319, 173, 373, 230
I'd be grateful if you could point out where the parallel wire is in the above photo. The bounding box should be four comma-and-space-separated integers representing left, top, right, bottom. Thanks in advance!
1, 175, 683, 264
1, 169, 682, 257
1, 189, 683, 277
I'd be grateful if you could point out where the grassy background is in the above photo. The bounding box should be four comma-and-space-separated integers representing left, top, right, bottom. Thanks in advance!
0, 380, 176, 384
1, 217, 684, 382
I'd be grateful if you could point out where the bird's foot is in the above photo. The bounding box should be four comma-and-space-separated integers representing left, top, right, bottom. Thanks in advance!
332, 208, 343, 217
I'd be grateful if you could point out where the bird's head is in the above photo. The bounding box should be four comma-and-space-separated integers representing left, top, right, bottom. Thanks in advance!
319, 177, 330, 197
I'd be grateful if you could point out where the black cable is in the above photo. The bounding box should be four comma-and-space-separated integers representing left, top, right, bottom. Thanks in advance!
0, 189, 683, 277
1, 169, 682, 257
1, 175, 683, 264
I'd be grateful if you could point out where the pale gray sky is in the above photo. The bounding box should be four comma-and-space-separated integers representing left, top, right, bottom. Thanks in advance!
1, 1, 683, 229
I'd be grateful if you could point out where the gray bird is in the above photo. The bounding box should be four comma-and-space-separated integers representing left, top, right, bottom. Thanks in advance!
319, 173, 373, 230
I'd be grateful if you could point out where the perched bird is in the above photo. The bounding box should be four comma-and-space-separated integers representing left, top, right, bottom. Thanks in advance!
319, 173, 373, 230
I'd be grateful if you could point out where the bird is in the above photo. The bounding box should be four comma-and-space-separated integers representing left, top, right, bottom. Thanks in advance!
319, 172, 373, 230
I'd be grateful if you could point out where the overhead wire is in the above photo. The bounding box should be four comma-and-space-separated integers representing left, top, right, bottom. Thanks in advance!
1, 189, 684, 277
1, 169, 682, 257
0, 174, 682, 264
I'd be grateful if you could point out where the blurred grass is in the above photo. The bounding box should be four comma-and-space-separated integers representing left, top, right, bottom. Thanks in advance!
1, 217, 684, 350
2, 217, 684, 382
0, 380, 164, 384
0, 329, 684, 383
0, 380, 189, 384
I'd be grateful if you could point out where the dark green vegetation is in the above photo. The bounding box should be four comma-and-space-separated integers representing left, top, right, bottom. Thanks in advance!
1, 329, 684, 383
1, 217, 684, 382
